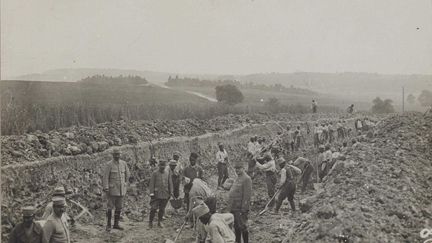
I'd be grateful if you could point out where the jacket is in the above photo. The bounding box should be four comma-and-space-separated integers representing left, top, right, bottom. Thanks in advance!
42, 214, 70, 243
149, 169, 173, 199
102, 160, 130, 196
8, 222, 44, 243
228, 172, 252, 212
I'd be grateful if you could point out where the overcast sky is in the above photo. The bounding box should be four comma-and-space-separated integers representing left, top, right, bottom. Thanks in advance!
2, 0, 432, 78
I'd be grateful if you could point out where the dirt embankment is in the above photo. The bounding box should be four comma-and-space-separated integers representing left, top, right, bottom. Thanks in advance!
1, 113, 345, 166
277, 112, 432, 243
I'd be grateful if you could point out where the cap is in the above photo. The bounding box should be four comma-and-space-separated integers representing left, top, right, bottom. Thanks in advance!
169, 159, 177, 166
159, 160, 167, 165
192, 203, 210, 218
112, 148, 121, 154
173, 151, 181, 157
52, 196, 66, 206
22, 206, 35, 217
53, 186, 66, 196
233, 161, 244, 168
217, 142, 223, 146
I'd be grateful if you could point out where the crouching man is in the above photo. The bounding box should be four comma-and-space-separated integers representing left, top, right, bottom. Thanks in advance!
193, 202, 235, 243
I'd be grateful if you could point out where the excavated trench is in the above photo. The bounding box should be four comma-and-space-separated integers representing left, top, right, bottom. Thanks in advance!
3, 113, 430, 243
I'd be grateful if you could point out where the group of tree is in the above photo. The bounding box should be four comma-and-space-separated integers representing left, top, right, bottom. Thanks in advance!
215, 84, 244, 105
79, 75, 148, 86
371, 97, 395, 114
166, 76, 314, 94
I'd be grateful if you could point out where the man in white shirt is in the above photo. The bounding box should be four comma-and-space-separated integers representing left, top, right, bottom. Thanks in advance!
255, 154, 277, 208
216, 142, 229, 188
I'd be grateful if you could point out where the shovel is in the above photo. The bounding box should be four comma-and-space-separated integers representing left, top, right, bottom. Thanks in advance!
257, 188, 282, 216
164, 220, 187, 243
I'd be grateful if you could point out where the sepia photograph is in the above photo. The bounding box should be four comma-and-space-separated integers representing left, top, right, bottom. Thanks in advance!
1, 0, 432, 242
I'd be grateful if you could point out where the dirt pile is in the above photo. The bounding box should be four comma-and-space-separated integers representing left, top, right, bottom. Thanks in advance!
278, 112, 432, 242
1, 112, 348, 165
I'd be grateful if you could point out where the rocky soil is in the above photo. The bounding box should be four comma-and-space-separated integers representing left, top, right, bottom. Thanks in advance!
1, 112, 345, 166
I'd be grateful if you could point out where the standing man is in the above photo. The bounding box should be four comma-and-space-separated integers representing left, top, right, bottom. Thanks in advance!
102, 148, 130, 231
216, 142, 229, 189
9, 206, 44, 243
41, 187, 72, 226
149, 160, 173, 228
183, 152, 204, 213
274, 160, 302, 214
192, 203, 236, 243
228, 161, 252, 243
311, 100, 318, 113
255, 154, 277, 209
43, 197, 70, 243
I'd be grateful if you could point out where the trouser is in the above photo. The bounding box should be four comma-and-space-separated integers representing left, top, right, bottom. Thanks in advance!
329, 130, 334, 143
172, 176, 180, 199
275, 181, 296, 211
313, 134, 319, 147
265, 171, 277, 207
232, 211, 249, 243
319, 161, 329, 181
301, 164, 314, 192
217, 162, 229, 187
337, 128, 343, 140
247, 157, 256, 178
149, 198, 169, 223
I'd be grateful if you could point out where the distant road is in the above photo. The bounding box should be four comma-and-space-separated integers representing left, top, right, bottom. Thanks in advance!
149, 82, 217, 102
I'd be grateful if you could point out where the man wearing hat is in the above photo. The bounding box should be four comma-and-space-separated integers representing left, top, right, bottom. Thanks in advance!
42, 187, 72, 225
192, 202, 235, 243
183, 152, 203, 213
43, 197, 70, 243
8, 206, 44, 243
227, 161, 252, 243
216, 142, 229, 189
102, 148, 130, 231
167, 159, 181, 215
183, 177, 216, 226
274, 159, 301, 214
293, 152, 314, 192
254, 153, 277, 209
149, 160, 173, 228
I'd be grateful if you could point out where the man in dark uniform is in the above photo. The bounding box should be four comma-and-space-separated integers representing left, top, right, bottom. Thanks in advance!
228, 161, 252, 243
9, 206, 44, 243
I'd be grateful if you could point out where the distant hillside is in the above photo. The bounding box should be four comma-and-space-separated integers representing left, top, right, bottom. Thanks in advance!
11, 68, 173, 83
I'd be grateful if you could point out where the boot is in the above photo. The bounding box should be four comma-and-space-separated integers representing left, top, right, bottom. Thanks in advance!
242, 230, 249, 243
289, 200, 296, 211
157, 210, 164, 228
113, 210, 124, 230
148, 209, 156, 229
105, 210, 112, 232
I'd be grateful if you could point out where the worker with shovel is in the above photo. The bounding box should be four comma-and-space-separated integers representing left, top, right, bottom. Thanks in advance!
255, 153, 277, 209
273, 159, 302, 214
227, 161, 252, 243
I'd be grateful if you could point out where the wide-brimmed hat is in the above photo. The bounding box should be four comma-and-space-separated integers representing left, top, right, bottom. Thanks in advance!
112, 148, 121, 154
53, 186, 66, 196
169, 160, 177, 166
52, 196, 66, 206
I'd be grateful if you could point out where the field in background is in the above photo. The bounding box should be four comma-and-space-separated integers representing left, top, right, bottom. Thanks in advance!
1, 80, 341, 135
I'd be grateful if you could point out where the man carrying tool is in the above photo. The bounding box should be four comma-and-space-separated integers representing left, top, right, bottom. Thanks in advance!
228, 161, 252, 243
255, 153, 277, 209
184, 178, 216, 218
273, 159, 302, 214
102, 148, 130, 231
9, 206, 44, 243
43, 197, 70, 243
319, 145, 333, 181
283, 126, 294, 153
293, 153, 314, 193
216, 142, 229, 189
149, 160, 173, 229
192, 202, 235, 243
